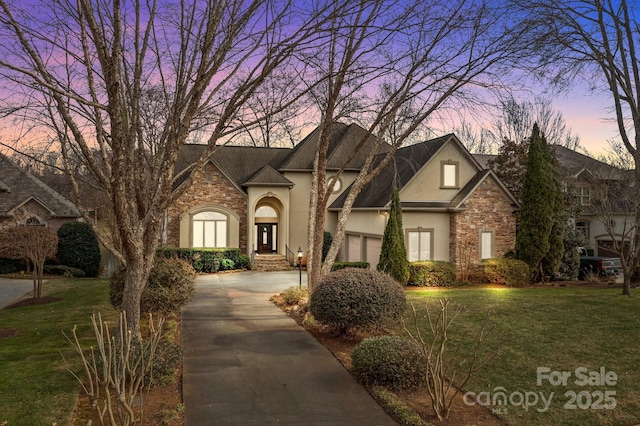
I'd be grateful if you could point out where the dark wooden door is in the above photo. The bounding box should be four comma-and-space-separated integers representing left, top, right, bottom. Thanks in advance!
257, 224, 275, 253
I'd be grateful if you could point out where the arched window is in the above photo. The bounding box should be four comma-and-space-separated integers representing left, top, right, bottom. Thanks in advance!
328, 176, 342, 193
193, 211, 227, 248
255, 206, 277, 218
26, 217, 41, 226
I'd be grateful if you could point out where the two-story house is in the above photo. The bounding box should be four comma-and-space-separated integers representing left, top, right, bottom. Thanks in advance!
165, 122, 519, 270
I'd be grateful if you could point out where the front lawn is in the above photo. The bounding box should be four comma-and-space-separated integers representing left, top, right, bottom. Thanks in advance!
401, 286, 640, 425
0, 278, 117, 425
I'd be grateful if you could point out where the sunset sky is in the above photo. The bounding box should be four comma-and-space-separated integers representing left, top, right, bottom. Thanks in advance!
553, 90, 619, 155
0, 0, 627, 159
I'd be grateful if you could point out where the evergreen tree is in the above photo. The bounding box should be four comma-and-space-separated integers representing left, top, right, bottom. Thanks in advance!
542, 168, 565, 278
377, 189, 409, 284
487, 138, 529, 202
57, 221, 101, 277
515, 124, 556, 282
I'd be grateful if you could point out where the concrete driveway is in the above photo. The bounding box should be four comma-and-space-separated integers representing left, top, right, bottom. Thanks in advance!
0, 278, 33, 309
182, 270, 397, 425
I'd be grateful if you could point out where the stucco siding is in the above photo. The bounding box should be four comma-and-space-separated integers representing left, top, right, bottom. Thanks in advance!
401, 143, 478, 202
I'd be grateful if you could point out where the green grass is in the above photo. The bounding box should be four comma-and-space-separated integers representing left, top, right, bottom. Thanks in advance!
0, 279, 117, 425
399, 286, 640, 425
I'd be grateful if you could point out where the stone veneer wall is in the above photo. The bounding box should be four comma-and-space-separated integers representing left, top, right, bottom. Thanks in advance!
166, 163, 248, 250
449, 178, 516, 266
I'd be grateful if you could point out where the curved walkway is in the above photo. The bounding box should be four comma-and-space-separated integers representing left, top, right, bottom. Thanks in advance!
182, 271, 397, 425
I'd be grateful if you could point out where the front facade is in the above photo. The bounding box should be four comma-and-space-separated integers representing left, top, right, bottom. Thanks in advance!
165, 123, 519, 269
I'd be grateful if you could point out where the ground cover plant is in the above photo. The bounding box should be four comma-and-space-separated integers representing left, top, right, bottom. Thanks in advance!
0, 279, 117, 425
399, 286, 640, 425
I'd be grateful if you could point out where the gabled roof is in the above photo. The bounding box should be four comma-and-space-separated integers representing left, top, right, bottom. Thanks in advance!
278, 122, 392, 171
329, 134, 457, 209
449, 169, 519, 209
0, 154, 80, 218
472, 145, 628, 180
243, 165, 294, 187
174, 122, 392, 191
552, 145, 627, 180
173, 145, 291, 190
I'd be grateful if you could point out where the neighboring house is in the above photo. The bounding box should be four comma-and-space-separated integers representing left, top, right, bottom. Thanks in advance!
476, 146, 634, 257
554, 146, 633, 257
165, 122, 519, 269
0, 153, 80, 231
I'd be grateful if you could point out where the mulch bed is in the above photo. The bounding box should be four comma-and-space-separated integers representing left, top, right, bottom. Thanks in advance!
3, 296, 61, 309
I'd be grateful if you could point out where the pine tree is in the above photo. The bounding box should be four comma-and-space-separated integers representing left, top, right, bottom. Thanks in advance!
515, 124, 557, 282
377, 189, 409, 284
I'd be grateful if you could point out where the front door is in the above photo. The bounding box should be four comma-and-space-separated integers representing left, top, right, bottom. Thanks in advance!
257, 223, 276, 253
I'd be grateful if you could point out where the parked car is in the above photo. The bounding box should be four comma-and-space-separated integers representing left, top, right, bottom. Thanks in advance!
577, 247, 622, 280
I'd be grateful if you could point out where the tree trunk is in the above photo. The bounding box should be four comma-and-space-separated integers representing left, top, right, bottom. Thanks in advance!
622, 273, 631, 297
120, 256, 153, 336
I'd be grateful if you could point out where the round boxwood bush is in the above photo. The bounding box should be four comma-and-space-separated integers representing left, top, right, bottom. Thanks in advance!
57, 221, 101, 277
309, 268, 406, 334
352, 335, 425, 389
110, 257, 196, 317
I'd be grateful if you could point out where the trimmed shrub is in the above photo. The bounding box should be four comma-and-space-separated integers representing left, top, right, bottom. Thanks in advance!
110, 257, 196, 317
331, 261, 369, 271
56, 221, 101, 277
0, 258, 23, 274
369, 386, 424, 426
482, 258, 530, 287
156, 247, 242, 273
237, 255, 250, 270
309, 268, 405, 334
408, 261, 456, 286
352, 335, 425, 389
43, 264, 86, 277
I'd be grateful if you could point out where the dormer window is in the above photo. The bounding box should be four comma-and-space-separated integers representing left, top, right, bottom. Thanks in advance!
577, 187, 590, 206
441, 161, 459, 188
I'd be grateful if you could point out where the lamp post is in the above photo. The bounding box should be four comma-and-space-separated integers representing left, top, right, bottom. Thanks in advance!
297, 246, 303, 288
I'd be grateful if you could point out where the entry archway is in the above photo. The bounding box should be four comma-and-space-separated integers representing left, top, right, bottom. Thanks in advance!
253, 198, 284, 254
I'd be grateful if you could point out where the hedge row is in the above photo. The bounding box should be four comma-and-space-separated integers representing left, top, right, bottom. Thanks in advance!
408, 261, 456, 286
0, 258, 23, 274
156, 247, 250, 273
405, 258, 530, 287
331, 261, 369, 271
481, 258, 530, 287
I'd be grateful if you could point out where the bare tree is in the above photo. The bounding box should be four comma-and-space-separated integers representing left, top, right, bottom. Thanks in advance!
0, 0, 339, 334
516, 0, 640, 295
0, 225, 58, 298
490, 96, 581, 149
302, 0, 529, 289
230, 71, 309, 147
452, 120, 496, 154
588, 143, 638, 295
